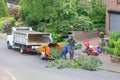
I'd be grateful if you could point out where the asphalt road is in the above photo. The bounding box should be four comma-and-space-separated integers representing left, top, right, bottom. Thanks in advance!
0, 38, 120, 80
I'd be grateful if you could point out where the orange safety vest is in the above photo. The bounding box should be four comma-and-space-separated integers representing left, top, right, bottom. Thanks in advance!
39, 44, 50, 57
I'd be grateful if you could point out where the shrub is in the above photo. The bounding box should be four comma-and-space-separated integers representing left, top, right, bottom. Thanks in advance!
108, 39, 115, 48
109, 32, 120, 42
1, 17, 15, 33
114, 39, 120, 56
102, 46, 114, 55
0, 17, 7, 30
89, 0, 105, 29
46, 55, 102, 71
74, 42, 82, 50
108, 32, 120, 48
105, 32, 120, 55
73, 15, 93, 31
81, 56, 102, 71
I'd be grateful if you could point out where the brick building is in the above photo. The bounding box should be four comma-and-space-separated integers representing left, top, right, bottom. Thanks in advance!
104, 0, 120, 33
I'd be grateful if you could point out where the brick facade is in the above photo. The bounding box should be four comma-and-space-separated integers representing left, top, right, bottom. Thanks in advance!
73, 30, 99, 41
104, 0, 120, 33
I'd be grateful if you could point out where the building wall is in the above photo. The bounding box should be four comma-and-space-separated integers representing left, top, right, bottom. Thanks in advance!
73, 30, 99, 41
104, 0, 120, 33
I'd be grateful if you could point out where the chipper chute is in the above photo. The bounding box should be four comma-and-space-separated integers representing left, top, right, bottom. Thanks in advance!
39, 42, 62, 60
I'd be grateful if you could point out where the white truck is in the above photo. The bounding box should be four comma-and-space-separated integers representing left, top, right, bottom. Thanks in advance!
7, 27, 52, 53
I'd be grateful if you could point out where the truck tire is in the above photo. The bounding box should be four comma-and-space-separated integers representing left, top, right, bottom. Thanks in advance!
20, 46, 25, 54
7, 42, 12, 49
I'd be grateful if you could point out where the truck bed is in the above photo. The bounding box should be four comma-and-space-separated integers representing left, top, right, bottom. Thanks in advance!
13, 30, 51, 45
28, 34, 51, 45
14, 30, 50, 35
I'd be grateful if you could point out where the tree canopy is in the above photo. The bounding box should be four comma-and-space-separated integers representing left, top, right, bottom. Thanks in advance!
0, 0, 8, 18
89, 0, 106, 29
19, 0, 105, 42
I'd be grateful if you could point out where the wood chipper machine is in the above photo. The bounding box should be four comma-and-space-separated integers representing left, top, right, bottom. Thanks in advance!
38, 42, 62, 60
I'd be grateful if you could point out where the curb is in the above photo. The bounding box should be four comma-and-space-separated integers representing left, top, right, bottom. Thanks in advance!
100, 68, 120, 74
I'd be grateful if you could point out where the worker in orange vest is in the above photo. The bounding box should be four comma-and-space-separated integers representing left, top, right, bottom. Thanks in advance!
39, 43, 50, 59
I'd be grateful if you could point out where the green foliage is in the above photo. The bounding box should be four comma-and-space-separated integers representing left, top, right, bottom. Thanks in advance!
20, 0, 77, 41
108, 39, 115, 48
81, 56, 102, 71
104, 32, 120, 55
108, 32, 120, 48
74, 42, 82, 50
54, 20, 70, 36
0, 0, 8, 18
73, 15, 93, 31
51, 33, 62, 42
50, 47, 61, 59
46, 59, 72, 69
20, 0, 64, 23
19, 0, 106, 42
0, 17, 7, 30
109, 32, 120, 41
89, 0, 105, 29
76, 0, 91, 16
47, 20, 70, 42
102, 46, 114, 54
114, 39, 120, 56
2, 17, 15, 33
76, 0, 106, 29
13, 5, 21, 10
46, 55, 102, 71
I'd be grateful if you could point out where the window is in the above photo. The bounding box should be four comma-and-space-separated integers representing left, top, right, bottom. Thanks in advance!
118, 0, 120, 3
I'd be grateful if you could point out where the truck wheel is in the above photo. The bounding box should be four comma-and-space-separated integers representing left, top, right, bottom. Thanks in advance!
20, 46, 25, 54
7, 42, 12, 49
